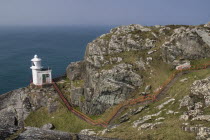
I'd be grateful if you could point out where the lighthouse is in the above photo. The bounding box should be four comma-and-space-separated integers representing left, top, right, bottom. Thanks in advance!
30, 55, 52, 85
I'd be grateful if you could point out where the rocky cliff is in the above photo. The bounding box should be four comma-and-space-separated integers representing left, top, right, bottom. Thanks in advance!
66, 22, 210, 115
0, 85, 119, 140
0, 85, 59, 139
1, 22, 210, 140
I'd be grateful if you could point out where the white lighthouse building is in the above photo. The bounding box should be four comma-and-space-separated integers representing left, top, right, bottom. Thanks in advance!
30, 55, 52, 85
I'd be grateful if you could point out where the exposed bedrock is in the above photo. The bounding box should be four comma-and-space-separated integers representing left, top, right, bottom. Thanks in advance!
66, 23, 210, 115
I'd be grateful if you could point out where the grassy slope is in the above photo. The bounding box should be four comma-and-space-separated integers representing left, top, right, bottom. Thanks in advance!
24, 59, 210, 137
102, 67, 210, 140
23, 25, 210, 138
24, 100, 102, 133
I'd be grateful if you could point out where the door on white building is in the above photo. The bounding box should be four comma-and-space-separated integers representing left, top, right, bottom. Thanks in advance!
42, 74, 49, 84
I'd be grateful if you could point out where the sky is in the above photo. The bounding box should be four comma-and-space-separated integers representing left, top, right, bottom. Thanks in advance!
0, 0, 209, 26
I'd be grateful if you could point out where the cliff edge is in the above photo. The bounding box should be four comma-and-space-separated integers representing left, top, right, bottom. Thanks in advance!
1, 22, 210, 139
66, 22, 210, 115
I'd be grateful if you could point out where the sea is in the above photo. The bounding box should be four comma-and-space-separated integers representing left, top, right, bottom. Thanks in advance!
0, 25, 114, 95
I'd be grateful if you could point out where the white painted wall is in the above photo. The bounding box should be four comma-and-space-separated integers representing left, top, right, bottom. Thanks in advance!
30, 55, 52, 85
32, 69, 39, 85
36, 70, 52, 85
176, 63, 191, 70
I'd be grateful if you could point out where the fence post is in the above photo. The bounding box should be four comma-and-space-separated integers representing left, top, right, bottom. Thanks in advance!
153, 95, 156, 102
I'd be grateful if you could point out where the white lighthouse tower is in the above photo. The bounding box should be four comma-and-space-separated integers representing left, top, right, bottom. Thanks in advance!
30, 55, 52, 85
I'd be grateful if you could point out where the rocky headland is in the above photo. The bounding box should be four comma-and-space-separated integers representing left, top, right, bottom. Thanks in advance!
1, 22, 210, 139
66, 22, 210, 115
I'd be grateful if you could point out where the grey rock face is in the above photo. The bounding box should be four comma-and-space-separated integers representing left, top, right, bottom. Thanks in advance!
192, 115, 210, 121
156, 98, 175, 110
161, 27, 210, 63
0, 88, 117, 140
179, 76, 210, 139
78, 63, 143, 115
131, 106, 147, 115
80, 129, 96, 136
138, 122, 163, 130
0, 89, 31, 129
0, 107, 18, 129
16, 127, 73, 140
0, 106, 19, 139
85, 25, 156, 68
0, 86, 59, 138
133, 111, 162, 128
145, 85, 151, 92
70, 87, 84, 107
119, 113, 130, 123
118, 105, 147, 124
191, 76, 210, 106
66, 24, 210, 115
182, 125, 210, 140
66, 61, 86, 81
16, 127, 120, 140
179, 95, 194, 109
0, 127, 19, 140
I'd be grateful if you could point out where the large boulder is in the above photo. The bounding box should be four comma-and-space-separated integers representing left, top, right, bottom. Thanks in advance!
161, 27, 210, 63
82, 63, 143, 115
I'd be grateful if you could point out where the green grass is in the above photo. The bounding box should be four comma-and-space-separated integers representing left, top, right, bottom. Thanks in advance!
203, 106, 210, 115
165, 24, 190, 30
24, 103, 102, 133
103, 118, 195, 140
80, 95, 85, 103
100, 50, 148, 71
129, 30, 157, 41
72, 80, 84, 88
101, 65, 210, 140
25, 57, 210, 139
100, 33, 113, 41
57, 79, 72, 101
191, 57, 210, 66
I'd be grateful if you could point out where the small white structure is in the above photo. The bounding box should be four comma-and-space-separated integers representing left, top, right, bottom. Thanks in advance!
30, 55, 52, 85
176, 62, 191, 70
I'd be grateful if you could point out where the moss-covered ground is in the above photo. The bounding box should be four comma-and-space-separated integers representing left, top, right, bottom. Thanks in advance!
22, 24, 210, 139
24, 101, 102, 133
24, 58, 210, 139
101, 66, 210, 140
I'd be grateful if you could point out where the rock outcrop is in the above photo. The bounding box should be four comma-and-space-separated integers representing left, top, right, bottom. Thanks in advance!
162, 27, 210, 63
2, 22, 210, 139
0, 86, 119, 140
180, 76, 210, 121
0, 85, 59, 139
180, 76, 210, 139
67, 23, 210, 115
16, 127, 119, 140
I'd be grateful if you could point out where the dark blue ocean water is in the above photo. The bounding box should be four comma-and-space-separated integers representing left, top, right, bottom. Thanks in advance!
0, 26, 114, 94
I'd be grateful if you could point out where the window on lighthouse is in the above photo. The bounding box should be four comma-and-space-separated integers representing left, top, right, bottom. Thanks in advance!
32, 62, 35, 66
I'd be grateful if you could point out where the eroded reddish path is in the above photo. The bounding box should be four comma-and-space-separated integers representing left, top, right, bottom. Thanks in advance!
53, 63, 210, 127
